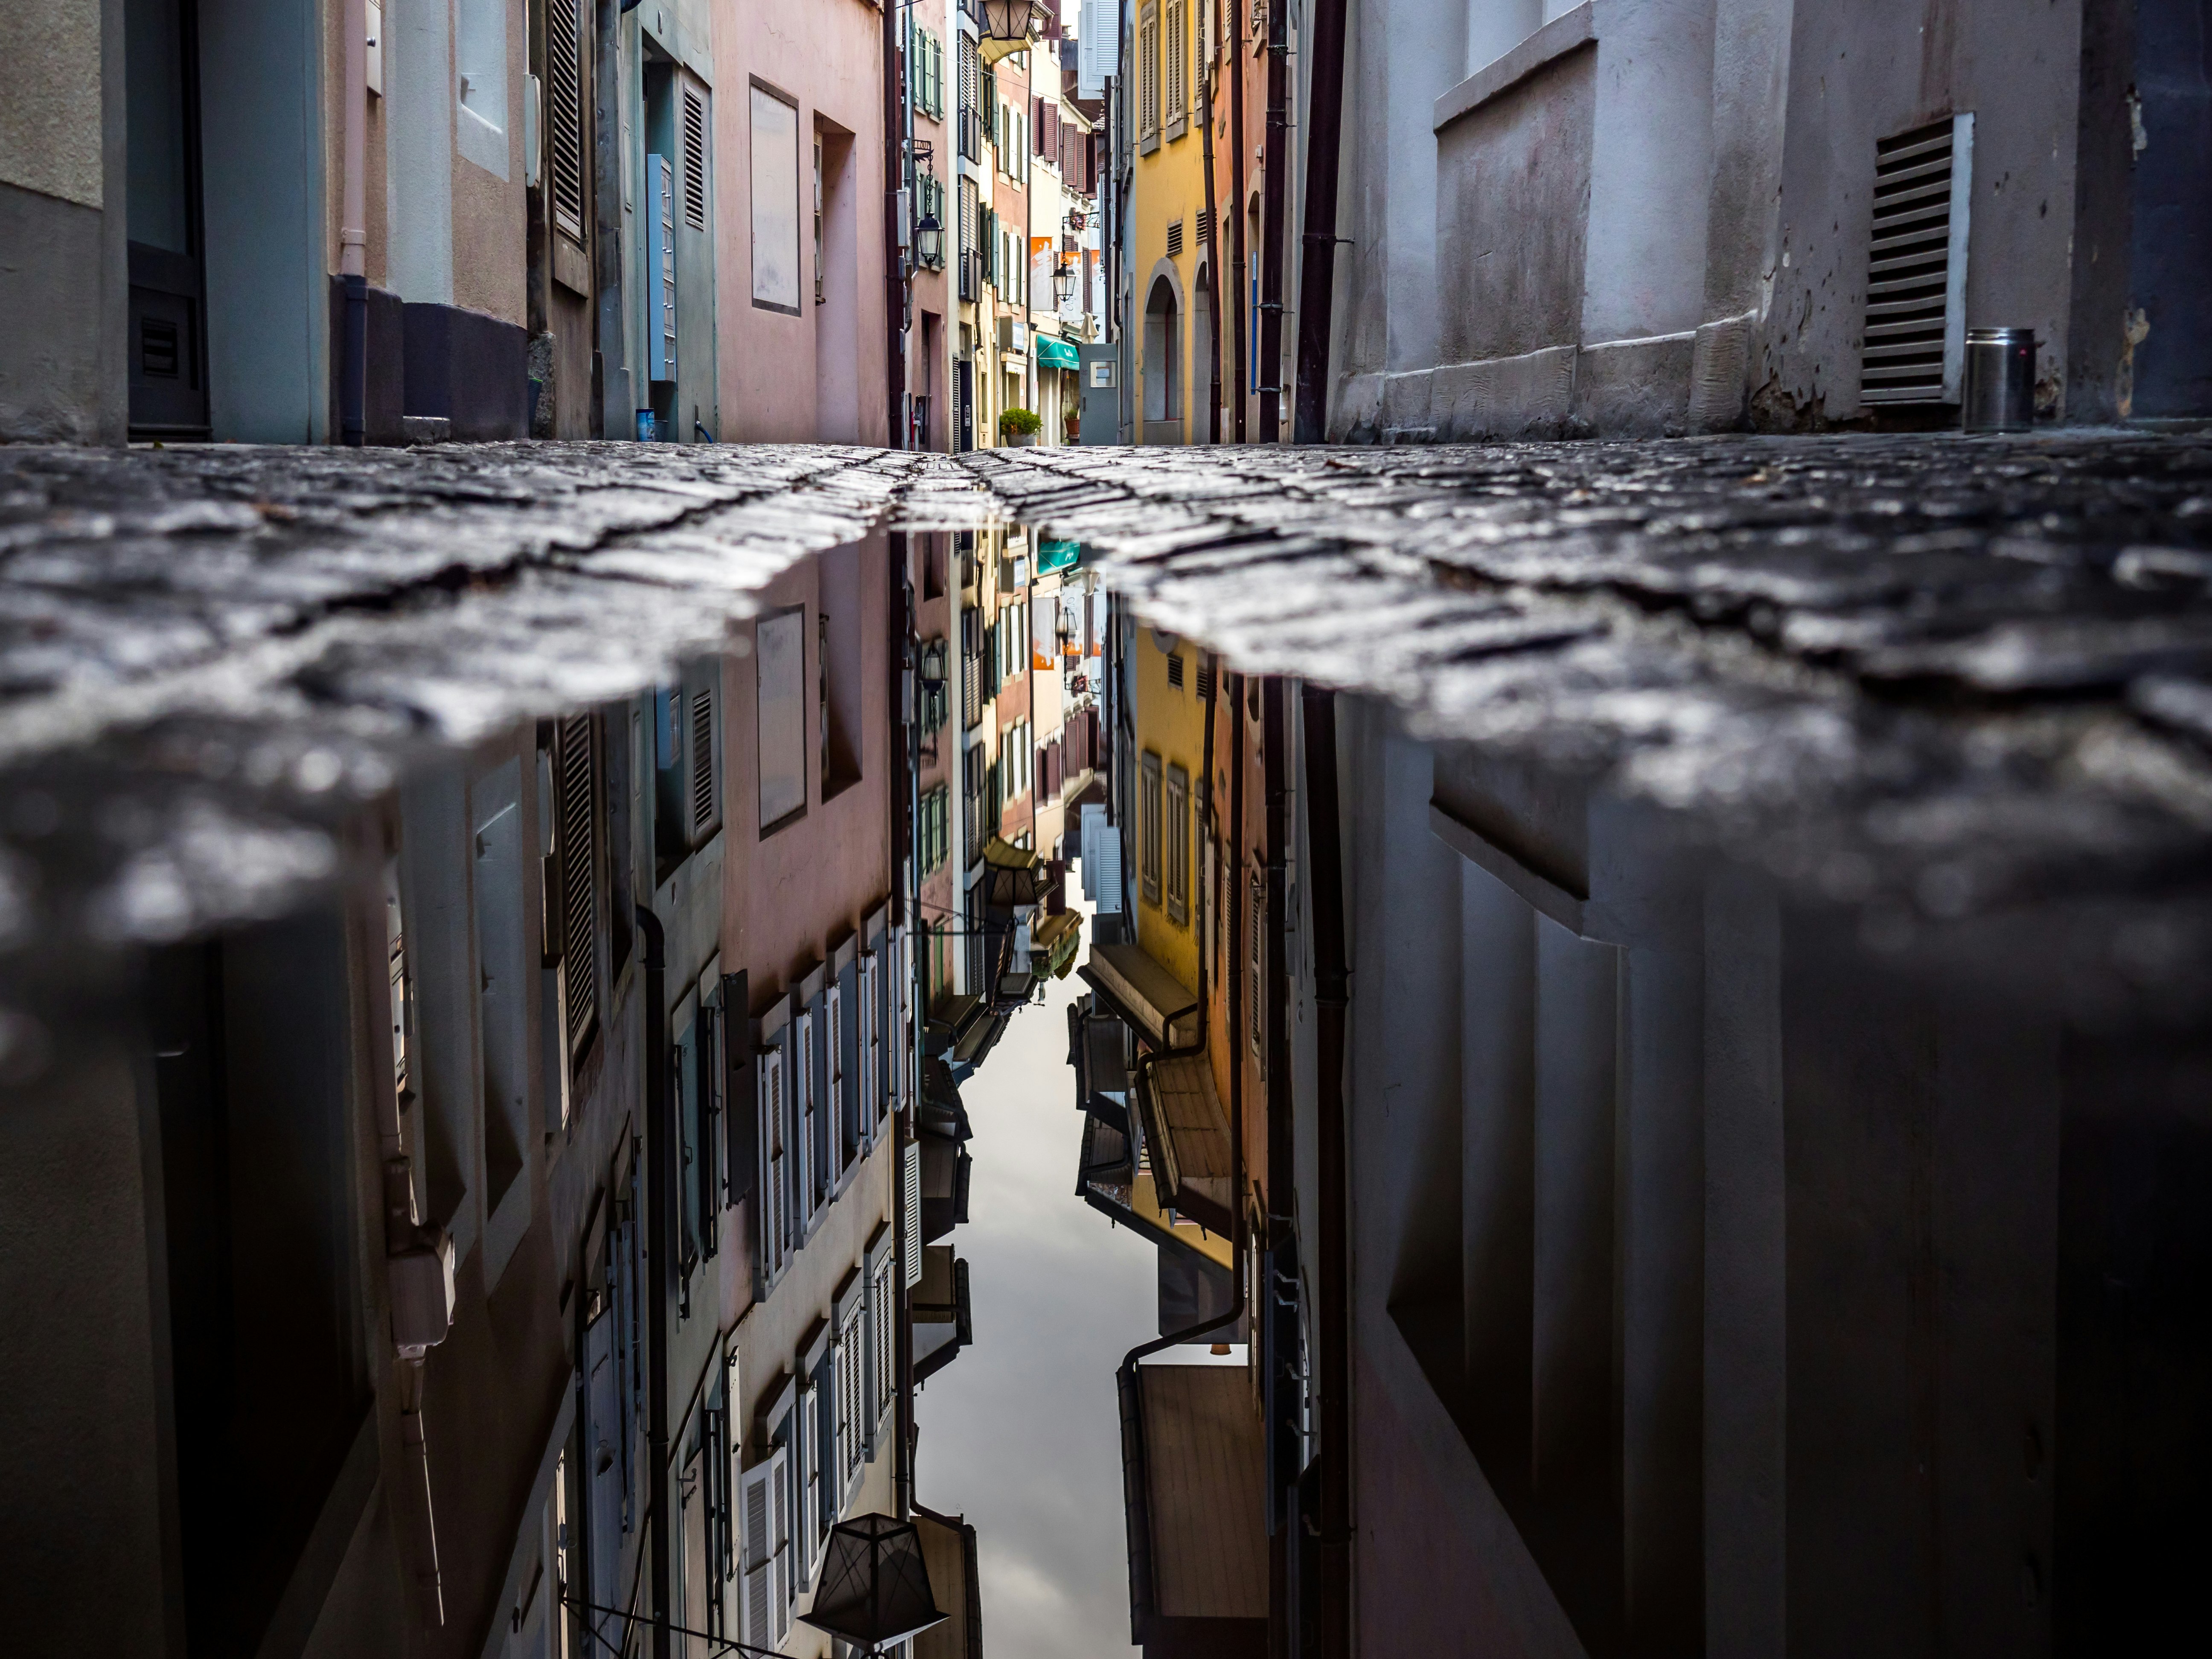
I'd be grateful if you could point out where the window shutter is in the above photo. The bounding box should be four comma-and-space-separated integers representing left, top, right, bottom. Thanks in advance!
697, 1000, 720, 1259
724, 973, 753, 1209
759, 1042, 786, 1281
825, 980, 847, 1187
795, 1007, 816, 1232
556, 714, 600, 1071
690, 686, 716, 839
546, 0, 587, 242
903, 1139, 923, 1287
682, 86, 708, 231
742, 1455, 774, 1643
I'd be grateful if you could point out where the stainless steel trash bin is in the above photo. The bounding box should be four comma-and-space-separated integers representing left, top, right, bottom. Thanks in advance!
1962, 329, 2036, 433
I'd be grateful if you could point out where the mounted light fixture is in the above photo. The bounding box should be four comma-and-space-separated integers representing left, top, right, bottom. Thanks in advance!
916, 210, 944, 270
977, 0, 1045, 64
799, 1514, 946, 1653
1052, 262, 1076, 306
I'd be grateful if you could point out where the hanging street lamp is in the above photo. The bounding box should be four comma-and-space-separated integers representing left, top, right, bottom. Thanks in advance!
1052, 261, 1076, 306
916, 210, 944, 271
797, 1513, 947, 1655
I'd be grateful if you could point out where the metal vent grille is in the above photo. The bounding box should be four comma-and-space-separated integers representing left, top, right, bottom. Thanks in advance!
682, 88, 708, 231
690, 688, 716, 835
1167, 652, 1185, 688
547, 0, 586, 241
1860, 114, 1973, 407
558, 714, 599, 1059
1165, 216, 1184, 258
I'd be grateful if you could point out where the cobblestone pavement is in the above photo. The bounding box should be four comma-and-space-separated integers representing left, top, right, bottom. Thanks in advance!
0, 441, 926, 1025
6, 433, 2212, 1035
958, 434, 2212, 1027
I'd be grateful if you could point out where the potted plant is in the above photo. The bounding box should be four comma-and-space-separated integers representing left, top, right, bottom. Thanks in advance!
998, 407, 1042, 446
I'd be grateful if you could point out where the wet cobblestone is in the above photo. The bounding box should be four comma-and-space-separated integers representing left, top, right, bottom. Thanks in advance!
958, 434, 2212, 1027
0, 441, 927, 1024
6, 432, 2212, 1036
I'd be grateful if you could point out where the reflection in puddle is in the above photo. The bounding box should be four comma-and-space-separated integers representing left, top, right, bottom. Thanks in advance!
6, 488, 2210, 1659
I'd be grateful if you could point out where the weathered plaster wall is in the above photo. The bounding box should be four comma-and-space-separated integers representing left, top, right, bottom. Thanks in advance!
713, 0, 889, 442
0, 0, 126, 443
1756, 0, 2086, 424
1435, 50, 1595, 367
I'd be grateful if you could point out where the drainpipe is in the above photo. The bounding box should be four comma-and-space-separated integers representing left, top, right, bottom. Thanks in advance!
340, 0, 370, 445
894, 534, 920, 1516
1297, 684, 1350, 1659
635, 902, 673, 1659
885, 0, 908, 446
1201, 40, 1222, 445
1228, 0, 1247, 442
1257, 0, 1289, 439
1292, 0, 1349, 443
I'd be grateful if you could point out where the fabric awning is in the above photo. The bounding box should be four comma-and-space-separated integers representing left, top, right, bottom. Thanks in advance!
1035, 332, 1082, 370
1080, 940, 1199, 1049
1136, 1053, 1234, 1235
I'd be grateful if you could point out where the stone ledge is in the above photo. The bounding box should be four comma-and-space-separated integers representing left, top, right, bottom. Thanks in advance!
1434, 2, 1597, 133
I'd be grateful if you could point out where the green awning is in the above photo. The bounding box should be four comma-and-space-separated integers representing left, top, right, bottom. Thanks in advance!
1035, 333, 1082, 371
1037, 538, 1081, 574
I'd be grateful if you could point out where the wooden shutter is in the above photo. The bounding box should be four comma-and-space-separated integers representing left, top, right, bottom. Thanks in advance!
903, 1139, 923, 1288
690, 686, 716, 839
740, 1443, 788, 1646
556, 714, 599, 1067
723, 972, 753, 1210
824, 981, 845, 1188
682, 86, 709, 232
858, 952, 879, 1148
697, 995, 720, 1259
795, 1006, 817, 1228
546, 0, 586, 242
759, 1043, 786, 1281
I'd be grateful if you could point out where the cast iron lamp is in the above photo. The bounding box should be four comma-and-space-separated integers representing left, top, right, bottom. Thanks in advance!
916, 211, 944, 270
797, 1513, 947, 1654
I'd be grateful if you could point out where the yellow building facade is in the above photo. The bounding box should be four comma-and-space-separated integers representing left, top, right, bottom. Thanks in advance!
1128, 0, 1216, 444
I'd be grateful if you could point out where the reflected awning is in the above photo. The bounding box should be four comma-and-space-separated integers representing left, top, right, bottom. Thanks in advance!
1120, 1365, 1268, 1649
1033, 908, 1083, 978
1136, 1054, 1234, 1236
1080, 940, 1199, 1049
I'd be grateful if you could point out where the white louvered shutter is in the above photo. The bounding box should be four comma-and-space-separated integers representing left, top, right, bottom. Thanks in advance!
795, 1009, 815, 1234
825, 982, 845, 1186
903, 1140, 923, 1288
760, 1047, 786, 1279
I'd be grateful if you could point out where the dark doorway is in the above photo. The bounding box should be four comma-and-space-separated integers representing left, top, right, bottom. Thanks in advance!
126, 0, 210, 434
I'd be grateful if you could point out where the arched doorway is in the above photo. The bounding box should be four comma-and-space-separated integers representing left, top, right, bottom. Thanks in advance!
1143, 274, 1181, 443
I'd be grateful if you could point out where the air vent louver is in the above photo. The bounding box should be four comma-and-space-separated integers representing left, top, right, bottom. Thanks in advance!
1860, 114, 1973, 407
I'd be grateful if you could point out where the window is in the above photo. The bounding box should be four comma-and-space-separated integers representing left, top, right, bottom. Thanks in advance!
1165, 763, 1189, 925
655, 670, 718, 882
756, 606, 807, 832
820, 547, 863, 797
1140, 751, 1163, 906
457, 0, 509, 175
750, 85, 802, 312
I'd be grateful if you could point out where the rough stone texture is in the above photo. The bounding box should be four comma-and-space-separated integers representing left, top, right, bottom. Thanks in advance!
0, 440, 927, 1039
9, 430, 2212, 1049
957, 432, 2212, 1028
